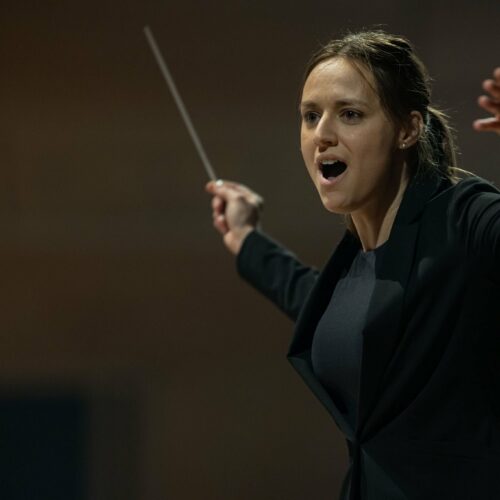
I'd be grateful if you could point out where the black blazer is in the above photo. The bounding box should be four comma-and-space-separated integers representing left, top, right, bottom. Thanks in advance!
236, 173, 500, 499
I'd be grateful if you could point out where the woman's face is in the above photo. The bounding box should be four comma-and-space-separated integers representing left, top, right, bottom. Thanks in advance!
300, 57, 406, 216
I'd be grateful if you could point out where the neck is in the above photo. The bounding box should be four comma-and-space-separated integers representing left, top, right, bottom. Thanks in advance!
351, 166, 410, 252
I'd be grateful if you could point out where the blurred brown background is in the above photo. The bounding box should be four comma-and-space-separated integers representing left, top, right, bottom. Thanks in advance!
0, 0, 498, 498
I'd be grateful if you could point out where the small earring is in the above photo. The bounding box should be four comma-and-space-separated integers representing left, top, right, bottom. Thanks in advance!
400, 142, 406, 149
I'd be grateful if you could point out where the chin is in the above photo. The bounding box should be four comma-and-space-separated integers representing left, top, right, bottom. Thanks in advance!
320, 194, 349, 215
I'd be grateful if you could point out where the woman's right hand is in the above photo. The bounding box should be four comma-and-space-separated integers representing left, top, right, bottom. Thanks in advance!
205, 180, 264, 255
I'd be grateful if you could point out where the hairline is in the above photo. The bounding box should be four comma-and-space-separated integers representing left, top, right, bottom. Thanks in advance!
302, 54, 407, 128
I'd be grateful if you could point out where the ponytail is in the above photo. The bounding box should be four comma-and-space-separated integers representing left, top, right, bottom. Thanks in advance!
417, 107, 470, 181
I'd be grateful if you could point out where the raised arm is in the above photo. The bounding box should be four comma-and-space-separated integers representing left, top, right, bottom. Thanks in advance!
206, 180, 319, 321
453, 67, 500, 261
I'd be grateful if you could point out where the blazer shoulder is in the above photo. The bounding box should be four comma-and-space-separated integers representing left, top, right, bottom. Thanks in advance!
452, 175, 500, 196
423, 175, 500, 214
446, 175, 500, 259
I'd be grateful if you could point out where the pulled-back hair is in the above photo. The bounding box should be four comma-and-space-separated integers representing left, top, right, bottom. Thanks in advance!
302, 30, 462, 180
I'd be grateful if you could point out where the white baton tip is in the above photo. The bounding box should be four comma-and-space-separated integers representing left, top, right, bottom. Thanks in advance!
215, 179, 224, 187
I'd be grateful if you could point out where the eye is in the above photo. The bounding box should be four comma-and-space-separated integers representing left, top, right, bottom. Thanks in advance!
340, 109, 362, 123
302, 110, 321, 125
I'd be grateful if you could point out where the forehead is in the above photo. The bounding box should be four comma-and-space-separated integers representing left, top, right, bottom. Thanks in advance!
301, 57, 379, 104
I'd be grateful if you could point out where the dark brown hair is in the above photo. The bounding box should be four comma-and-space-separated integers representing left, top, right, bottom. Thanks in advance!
302, 29, 462, 180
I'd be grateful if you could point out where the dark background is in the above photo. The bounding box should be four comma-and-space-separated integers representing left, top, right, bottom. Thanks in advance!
0, 1, 498, 498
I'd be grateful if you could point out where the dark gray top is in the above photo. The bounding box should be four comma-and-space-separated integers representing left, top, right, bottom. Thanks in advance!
311, 245, 384, 430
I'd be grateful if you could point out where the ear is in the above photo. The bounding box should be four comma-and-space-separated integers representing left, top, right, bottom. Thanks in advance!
397, 111, 423, 150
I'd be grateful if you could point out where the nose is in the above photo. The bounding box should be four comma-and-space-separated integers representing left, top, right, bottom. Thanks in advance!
314, 114, 338, 149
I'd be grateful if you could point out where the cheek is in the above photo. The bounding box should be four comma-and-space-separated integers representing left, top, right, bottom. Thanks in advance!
299, 130, 306, 154
300, 130, 314, 162
353, 129, 397, 166
299, 149, 307, 169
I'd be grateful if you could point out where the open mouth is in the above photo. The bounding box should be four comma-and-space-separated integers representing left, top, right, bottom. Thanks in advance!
320, 160, 348, 180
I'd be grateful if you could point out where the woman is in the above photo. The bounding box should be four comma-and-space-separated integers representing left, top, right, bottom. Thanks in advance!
206, 30, 500, 499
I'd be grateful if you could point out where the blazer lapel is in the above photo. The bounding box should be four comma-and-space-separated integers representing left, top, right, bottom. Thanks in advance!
358, 173, 446, 440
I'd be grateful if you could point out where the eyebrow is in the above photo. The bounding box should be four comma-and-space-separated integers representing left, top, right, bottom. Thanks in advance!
299, 98, 369, 111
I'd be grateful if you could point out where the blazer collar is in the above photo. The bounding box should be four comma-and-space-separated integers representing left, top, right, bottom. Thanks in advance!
287, 172, 449, 440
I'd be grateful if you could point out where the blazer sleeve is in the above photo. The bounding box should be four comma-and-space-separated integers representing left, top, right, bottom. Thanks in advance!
452, 177, 500, 261
235, 230, 319, 321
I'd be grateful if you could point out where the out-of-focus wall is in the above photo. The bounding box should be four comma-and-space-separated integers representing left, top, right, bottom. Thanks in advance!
0, 1, 497, 498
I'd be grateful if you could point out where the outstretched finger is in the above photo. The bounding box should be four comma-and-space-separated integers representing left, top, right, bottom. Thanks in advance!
482, 78, 500, 100
478, 95, 500, 116
473, 117, 500, 134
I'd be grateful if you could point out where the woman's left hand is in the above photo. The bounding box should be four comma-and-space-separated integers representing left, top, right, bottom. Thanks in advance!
473, 67, 500, 136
